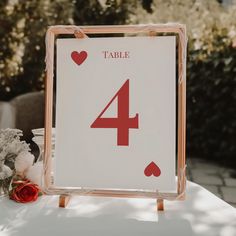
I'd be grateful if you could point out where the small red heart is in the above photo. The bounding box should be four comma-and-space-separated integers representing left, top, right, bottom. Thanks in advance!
144, 161, 161, 177
71, 51, 88, 65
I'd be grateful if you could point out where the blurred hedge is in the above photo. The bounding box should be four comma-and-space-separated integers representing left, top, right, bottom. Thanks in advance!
0, 0, 74, 101
0, 0, 236, 166
187, 29, 236, 167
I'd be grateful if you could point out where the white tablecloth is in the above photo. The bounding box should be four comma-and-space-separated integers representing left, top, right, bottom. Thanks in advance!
1, 181, 236, 236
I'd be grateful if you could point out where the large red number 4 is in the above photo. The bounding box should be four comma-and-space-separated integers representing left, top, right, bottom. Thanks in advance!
90, 79, 139, 146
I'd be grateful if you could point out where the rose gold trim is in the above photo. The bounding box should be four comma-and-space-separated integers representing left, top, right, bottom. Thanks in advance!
44, 24, 186, 201
157, 199, 164, 211
44, 29, 54, 189
177, 26, 186, 198
59, 194, 71, 208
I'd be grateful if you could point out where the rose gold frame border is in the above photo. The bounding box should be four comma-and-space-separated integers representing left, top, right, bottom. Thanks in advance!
44, 24, 186, 200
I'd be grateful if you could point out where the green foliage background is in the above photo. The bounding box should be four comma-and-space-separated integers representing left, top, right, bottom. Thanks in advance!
0, 0, 236, 166
0, 0, 74, 100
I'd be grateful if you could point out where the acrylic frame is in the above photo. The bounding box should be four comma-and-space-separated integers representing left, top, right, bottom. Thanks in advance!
43, 24, 187, 202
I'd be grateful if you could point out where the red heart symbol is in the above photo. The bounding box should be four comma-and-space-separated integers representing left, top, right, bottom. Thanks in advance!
144, 162, 161, 177
71, 51, 88, 65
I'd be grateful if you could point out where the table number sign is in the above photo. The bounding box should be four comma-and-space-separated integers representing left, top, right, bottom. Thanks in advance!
44, 25, 187, 210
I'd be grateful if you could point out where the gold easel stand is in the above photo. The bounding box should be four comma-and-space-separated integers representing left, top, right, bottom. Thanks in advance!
59, 194, 164, 211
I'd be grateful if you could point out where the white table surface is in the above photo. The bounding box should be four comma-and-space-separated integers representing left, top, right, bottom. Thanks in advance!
1, 181, 236, 236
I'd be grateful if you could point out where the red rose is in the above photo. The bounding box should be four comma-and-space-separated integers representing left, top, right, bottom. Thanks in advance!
10, 180, 41, 203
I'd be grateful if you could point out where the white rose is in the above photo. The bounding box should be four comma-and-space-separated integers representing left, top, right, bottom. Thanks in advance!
25, 161, 43, 188
0, 165, 13, 180
15, 152, 34, 174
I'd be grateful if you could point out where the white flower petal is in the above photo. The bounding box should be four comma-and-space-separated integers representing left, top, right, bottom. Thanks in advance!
0, 165, 13, 179
25, 161, 43, 188
15, 152, 34, 173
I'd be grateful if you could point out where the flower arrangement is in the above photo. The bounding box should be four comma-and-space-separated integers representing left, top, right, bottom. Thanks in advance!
0, 128, 42, 202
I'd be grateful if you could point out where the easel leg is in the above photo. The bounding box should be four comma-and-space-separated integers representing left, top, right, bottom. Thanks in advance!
59, 194, 71, 208
157, 199, 164, 211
